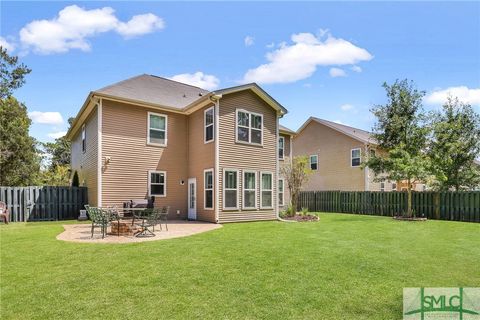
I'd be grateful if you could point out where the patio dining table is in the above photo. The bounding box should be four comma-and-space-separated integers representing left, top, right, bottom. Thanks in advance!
106, 207, 165, 237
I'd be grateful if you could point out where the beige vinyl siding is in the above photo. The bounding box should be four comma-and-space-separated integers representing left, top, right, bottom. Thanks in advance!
187, 104, 216, 222
71, 107, 98, 205
218, 91, 278, 223
293, 120, 365, 191
101, 99, 188, 219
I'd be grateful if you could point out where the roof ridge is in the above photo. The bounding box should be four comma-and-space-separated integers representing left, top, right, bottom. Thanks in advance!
95, 74, 147, 93
148, 74, 210, 92
314, 117, 372, 134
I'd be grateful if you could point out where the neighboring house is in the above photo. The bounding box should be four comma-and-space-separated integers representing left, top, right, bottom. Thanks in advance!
278, 125, 295, 210
66, 74, 288, 223
292, 117, 422, 192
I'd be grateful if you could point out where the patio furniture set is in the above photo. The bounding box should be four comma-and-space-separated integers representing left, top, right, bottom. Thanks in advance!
84, 205, 170, 239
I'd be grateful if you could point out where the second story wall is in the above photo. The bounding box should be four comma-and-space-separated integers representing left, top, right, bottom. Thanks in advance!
293, 121, 365, 191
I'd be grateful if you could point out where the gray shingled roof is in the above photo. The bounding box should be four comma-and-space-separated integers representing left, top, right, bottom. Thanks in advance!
95, 74, 210, 109
309, 117, 376, 144
279, 124, 295, 135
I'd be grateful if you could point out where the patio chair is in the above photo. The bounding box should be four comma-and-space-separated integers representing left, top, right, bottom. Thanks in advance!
0, 201, 9, 224
158, 206, 169, 231
134, 209, 159, 237
86, 206, 108, 238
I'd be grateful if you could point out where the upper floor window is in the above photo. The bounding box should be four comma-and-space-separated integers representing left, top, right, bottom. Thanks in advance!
380, 182, 385, 192
148, 112, 167, 146
310, 155, 318, 170
351, 148, 361, 167
392, 182, 397, 191
148, 171, 166, 197
204, 107, 214, 143
236, 109, 263, 145
81, 124, 86, 153
279, 136, 285, 159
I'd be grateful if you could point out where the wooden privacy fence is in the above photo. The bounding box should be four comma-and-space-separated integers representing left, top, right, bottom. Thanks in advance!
0, 186, 88, 222
297, 191, 480, 223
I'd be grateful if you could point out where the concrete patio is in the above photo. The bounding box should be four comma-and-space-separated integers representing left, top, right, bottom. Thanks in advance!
57, 220, 222, 244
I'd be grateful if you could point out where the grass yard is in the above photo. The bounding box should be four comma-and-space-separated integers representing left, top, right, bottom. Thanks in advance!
1, 213, 479, 319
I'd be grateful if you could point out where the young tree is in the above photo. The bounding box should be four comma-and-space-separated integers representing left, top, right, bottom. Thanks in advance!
428, 97, 480, 191
365, 79, 430, 217
280, 156, 312, 215
1, 47, 31, 99
0, 96, 40, 185
42, 117, 74, 169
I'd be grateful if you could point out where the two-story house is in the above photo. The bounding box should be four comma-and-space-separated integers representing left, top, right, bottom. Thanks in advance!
66, 74, 288, 223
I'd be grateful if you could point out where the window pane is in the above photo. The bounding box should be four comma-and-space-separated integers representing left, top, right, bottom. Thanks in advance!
352, 158, 361, 166
225, 171, 237, 189
205, 109, 214, 125
150, 130, 165, 144
150, 115, 165, 130
205, 172, 213, 189
225, 190, 237, 207
237, 112, 249, 126
278, 180, 284, 192
244, 190, 256, 208
206, 125, 214, 141
278, 193, 284, 206
237, 127, 249, 142
244, 172, 255, 189
352, 149, 361, 158
251, 129, 262, 144
252, 115, 262, 129
262, 191, 272, 207
262, 174, 272, 190
151, 184, 164, 195
205, 190, 213, 208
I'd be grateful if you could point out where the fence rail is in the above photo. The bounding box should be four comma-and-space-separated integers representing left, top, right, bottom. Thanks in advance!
0, 186, 88, 222
298, 191, 480, 223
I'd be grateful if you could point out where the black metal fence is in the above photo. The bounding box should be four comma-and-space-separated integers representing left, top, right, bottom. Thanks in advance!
298, 191, 480, 222
0, 186, 88, 222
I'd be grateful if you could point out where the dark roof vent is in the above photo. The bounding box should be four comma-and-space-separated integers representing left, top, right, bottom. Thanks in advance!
199, 92, 203, 96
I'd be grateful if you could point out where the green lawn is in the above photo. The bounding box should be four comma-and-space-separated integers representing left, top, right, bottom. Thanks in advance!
1, 213, 479, 319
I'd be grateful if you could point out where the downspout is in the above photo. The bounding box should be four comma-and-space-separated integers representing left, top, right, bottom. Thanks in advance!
211, 94, 222, 223
276, 114, 280, 220
364, 143, 369, 191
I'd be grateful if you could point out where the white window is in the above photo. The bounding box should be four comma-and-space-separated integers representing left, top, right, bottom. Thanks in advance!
148, 171, 166, 197
223, 169, 238, 209
392, 182, 397, 191
380, 182, 385, 192
147, 112, 167, 146
260, 172, 273, 209
310, 155, 318, 170
204, 107, 214, 143
204, 169, 214, 210
279, 136, 285, 160
243, 171, 257, 209
236, 109, 263, 145
351, 148, 361, 167
81, 124, 86, 153
278, 178, 284, 206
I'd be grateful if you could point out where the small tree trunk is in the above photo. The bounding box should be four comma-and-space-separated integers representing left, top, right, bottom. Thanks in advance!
406, 179, 412, 217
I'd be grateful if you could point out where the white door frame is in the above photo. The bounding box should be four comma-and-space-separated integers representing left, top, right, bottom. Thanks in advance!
188, 178, 197, 220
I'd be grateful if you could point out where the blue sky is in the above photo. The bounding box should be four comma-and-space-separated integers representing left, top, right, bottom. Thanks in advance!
1, 1, 479, 142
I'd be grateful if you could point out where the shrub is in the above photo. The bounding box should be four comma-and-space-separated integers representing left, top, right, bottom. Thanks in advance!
71, 171, 79, 187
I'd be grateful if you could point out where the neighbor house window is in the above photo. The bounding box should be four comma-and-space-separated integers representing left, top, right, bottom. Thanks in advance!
223, 169, 238, 209
261, 172, 273, 208
380, 182, 385, 192
148, 171, 166, 197
204, 169, 214, 209
236, 110, 263, 145
243, 171, 257, 209
148, 112, 167, 146
392, 182, 397, 191
351, 148, 361, 167
310, 155, 318, 170
204, 107, 214, 143
81, 124, 86, 153
278, 178, 284, 206
279, 136, 285, 159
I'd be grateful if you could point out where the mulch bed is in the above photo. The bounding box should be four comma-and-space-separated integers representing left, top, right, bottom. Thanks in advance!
283, 214, 319, 222
393, 216, 427, 221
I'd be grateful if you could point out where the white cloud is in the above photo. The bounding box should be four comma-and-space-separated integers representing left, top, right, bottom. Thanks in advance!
425, 86, 480, 106
29, 111, 64, 125
242, 31, 372, 84
169, 72, 220, 91
244, 36, 254, 47
47, 131, 67, 139
0, 36, 15, 52
351, 65, 362, 73
19, 5, 164, 54
340, 104, 354, 111
329, 67, 347, 78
